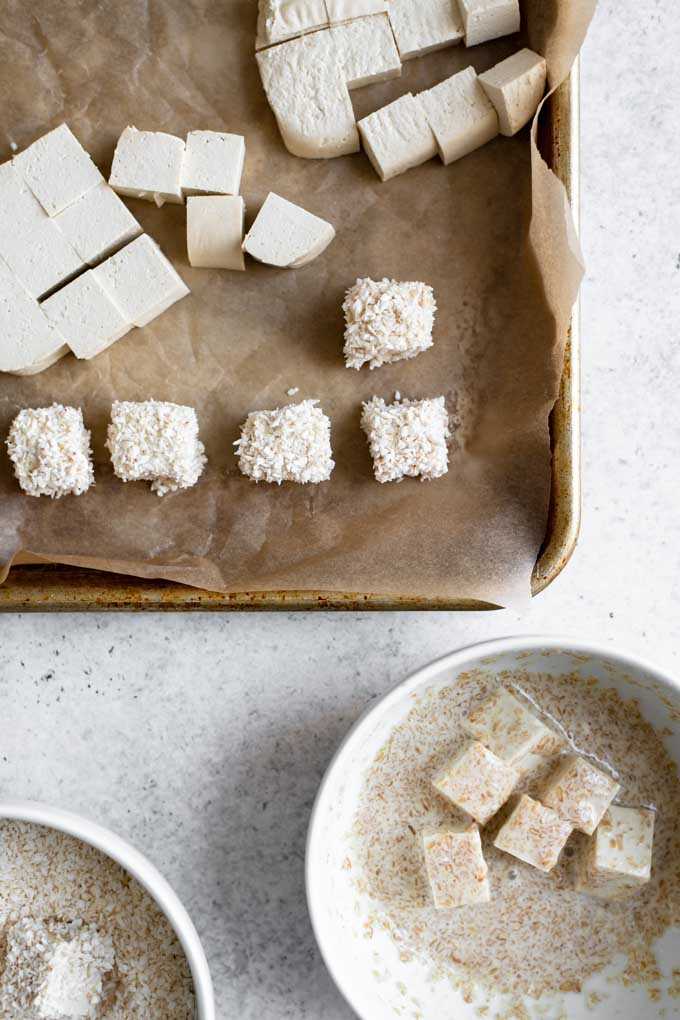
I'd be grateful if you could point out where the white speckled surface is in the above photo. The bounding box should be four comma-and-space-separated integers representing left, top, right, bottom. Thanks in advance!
1, 2, 679, 1016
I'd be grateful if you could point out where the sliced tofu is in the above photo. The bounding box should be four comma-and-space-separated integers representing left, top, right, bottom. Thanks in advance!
388, 0, 463, 61
243, 192, 335, 268
326, 0, 388, 24
457, 0, 520, 47
0, 215, 84, 300
256, 0, 329, 49
0, 160, 48, 232
0, 256, 66, 374
479, 48, 547, 136
358, 92, 437, 181
42, 270, 133, 359
93, 234, 190, 328
53, 182, 142, 266
418, 66, 499, 165
180, 131, 246, 197
332, 13, 402, 89
109, 126, 185, 206
12, 123, 104, 216
187, 195, 246, 271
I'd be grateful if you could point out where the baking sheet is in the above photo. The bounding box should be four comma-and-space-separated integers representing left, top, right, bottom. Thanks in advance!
0, 0, 596, 608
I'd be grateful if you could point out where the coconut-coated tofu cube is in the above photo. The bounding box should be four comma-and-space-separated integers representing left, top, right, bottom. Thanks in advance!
343, 277, 436, 370
463, 687, 562, 764
433, 741, 519, 825
236, 399, 334, 484
479, 48, 547, 136
457, 0, 520, 47
187, 195, 246, 271
388, 0, 463, 61
181, 131, 246, 197
358, 93, 437, 181
6, 405, 94, 498
423, 827, 490, 907
109, 126, 185, 206
576, 806, 655, 900
93, 234, 189, 328
418, 66, 498, 166
42, 271, 133, 360
361, 396, 450, 482
542, 755, 620, 835
12, 123, 104, 216
495, 795, 572, 872
53, 182, 142, 265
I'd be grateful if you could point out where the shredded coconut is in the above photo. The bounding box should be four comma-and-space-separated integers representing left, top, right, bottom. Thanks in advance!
343, 277, 436, 370
6, 404, 94, 499
286, 387, 299, 397
361, 395, 450, 482
235, 399, 334, 484
106, 400, 207, 496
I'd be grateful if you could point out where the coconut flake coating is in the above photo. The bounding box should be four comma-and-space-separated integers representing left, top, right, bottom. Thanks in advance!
361, 395, 449, 482
106, 400, 207, 496
343, 277, 436, 370
236, 399, 334, 484
6, 404, 94, 498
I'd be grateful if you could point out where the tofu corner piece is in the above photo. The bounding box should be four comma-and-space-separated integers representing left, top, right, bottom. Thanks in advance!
187, 195, 246, 271
12, 123, 104, 216
109, 126, 185, 206
423, 826, 490, 908
181, 131, 246, 197
433, 740, 519, 825
388, 0, 464, 61
42, 271, 133, 360
418, 66, 498, 166
495, 794, 572, 873
93, 234, 189, 328
53, 182, 142, 265
6, 405, 94, 498
358, 93, 436, 182
463, 686, 562, 764
243, 192, 335, 268
331, 13, 401, 90
256, 0, 329, 50
0, 256, 67, 375
576, 805, 655, 900
541, 755, 620, 835
458, 0, 520, 47
479, 48, 547, 136
361, 396, 450, 482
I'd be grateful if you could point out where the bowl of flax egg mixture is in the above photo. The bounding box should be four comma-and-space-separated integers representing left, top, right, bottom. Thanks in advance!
307, 637, 680, 1020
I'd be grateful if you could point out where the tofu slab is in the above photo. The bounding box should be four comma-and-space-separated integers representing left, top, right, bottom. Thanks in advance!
93, 234, 190, 328
457, 0, 520, 47
53, 182, 142, 266
358, 93, 436, 181
576, 806, 655, 900
433, 740, 519, 825
332, 13, 402, 89
0, 256, 66, 373
187, 195, 246, 270
464, 687, 562, 764
388, 0, 463, 60
542, 755, 620, 835
256, 0, 330, 49
418, 66, 498, 166
243, 192, 335, 268
495, 795, 572, 873
12, 123, 104, 216
181, 131, 246, 197
479, 48, 547, 136
423, 827, 490, 908
42, 270, 133, 359
109, 126, 185, 206
326, 0, 388, 23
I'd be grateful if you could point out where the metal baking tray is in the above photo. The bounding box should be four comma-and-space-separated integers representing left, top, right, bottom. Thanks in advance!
0, 68, 580, 612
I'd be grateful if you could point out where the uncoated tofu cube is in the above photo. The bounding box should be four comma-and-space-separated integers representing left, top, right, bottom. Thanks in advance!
109, 126, 185, 206
12, 123, 104, 216
423, 826, 490, 907
388, 0, 463, 61
0, 187, 84, 299
418, 66, 498, 166
542, 755, 620, 835
463, 687, 562, 765
457, 0, 520, 47
433, 740, 519, 825
331, 14, 402, 90
256, 0, 330, 49
0, 160, 48, 233
495, 794, 572, 872
479, 48, 547, 136
53, 182, 142, 265
187, 195, 246, 271
358, 93, 437, 182
0, 256, 66, 374
326, 0, 388, 24
93, 234, 189, 328
42, 271, 133, 360
181, 131, 246, 197
576, 806, 655, 900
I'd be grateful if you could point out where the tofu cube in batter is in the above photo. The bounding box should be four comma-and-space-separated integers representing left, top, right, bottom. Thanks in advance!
361, 396, 450, 483
358, 93, 437, 181
542, 755, 620, 835
109, 126, 185, 206
457, 0, 520, 47
53, 182, 142, 265
423, 826, 491, 907
576, 805, 655, 900
181, 131, 246, 197
433, 740, 519, 825
12, 123, 104, 216
463, 687, 563, 765
494, 794, 572, 872
418, 66, 499, 166
479, 48, 547, 136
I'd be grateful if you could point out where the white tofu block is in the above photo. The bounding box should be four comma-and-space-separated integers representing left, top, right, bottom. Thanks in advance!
332, 13, 402, 89
243, 192, 335, 269
236, 399, 334, 484
358, 93, 436, 181
418, 66, 498, 166
0, 160, 48, 232
10, 344, 70, 377
256, 32, 359, 158
495, 795, 572, 873
326, 0, 388, 24
542, 755, 620, 835
42, 271, 133, 360
187, 196, 246, 271
0, 256, 66, 374
108, 126, 185, 206
0, 216, 84, 299
388, 0, 463, 60
464, 687, 562, 764
423, 827, 490, 908
479, 48, 547, 136
256, 0, 329, 49
361, 395, 450, 482
457, 0, 520, 47
433, 740, 519, 825
93, 234, 190, 328
12, 124, 104, 216
576, 806, 655, 900
53, 182, 142, 265
6, 405, 94, 498
181, 131, 246, 197
343, 276, 436, 369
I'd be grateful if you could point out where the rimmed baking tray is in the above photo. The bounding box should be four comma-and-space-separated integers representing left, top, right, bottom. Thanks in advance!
0, 69, 580, 612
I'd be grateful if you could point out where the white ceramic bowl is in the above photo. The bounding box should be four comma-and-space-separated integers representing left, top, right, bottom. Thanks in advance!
0, 800, 215, 1020
307, 636, 680, 1020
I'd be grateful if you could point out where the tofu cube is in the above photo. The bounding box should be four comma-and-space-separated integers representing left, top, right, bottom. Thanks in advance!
243, 192, 335, 269
0, 216, 84, 300
236, 399, 334, 484
0, 256, 66, 374
0, 160, 49, 232
107, 400, 207, 496
494, 795, 572, 872
463, 687, 562, 764
109, 126, 185, 206
418, 66, 498, 166
433, 740, 519, 825
542, 755, 620, 835
42, 271, 133, 360
343, 277, 436, 370
457, 0, 520, 47
361, 396, 450, 482
12, 123, 104, 216
181, 131, 246, 197
53, 182, 142, 265
423, 826, 490, 907
576, 806, 655, 900
358, 92, 437, 181
388, 0, 464, 61
256, 0, 330, 49
6, 404, 94, 498
479, 48, 547, 136
332, 13, 402, 90
93, 234, 189, 328
326, 0, 388, 24
187, 195, 246, 271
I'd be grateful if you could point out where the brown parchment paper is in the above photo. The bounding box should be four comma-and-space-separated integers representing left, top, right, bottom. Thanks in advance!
0, 0, 596, 607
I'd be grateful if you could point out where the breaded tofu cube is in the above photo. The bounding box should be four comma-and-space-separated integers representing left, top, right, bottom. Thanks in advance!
479, 48, 547, 136
109, 126, 185, 206
542, 755, 620, 835
433, 740, 519, 825
463, 687, 562, 765
494, 794, 572, 873
236, 399, 334, 484
181, 131, 246, 197
243, 192, 335, 268
187, 195, 246, 271
42, 271, 133, 360
343, 277, 436, 370
457, 0, 520, 47
12, 123, 104, 216
388, 0, 463, 61
358, 93, 437, 181
331, 13, 402, 89
53, 182, 142, 265
93, 234, 189, 328
6, 405, 94, 498
361, 396, 450, 482
418, 66, 499, 166
576, 806, 655, 900
107, 400, 207, 496
423, 826, 490, 907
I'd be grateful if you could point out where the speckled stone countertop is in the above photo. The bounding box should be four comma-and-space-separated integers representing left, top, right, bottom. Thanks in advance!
1, 2, 679, 1017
